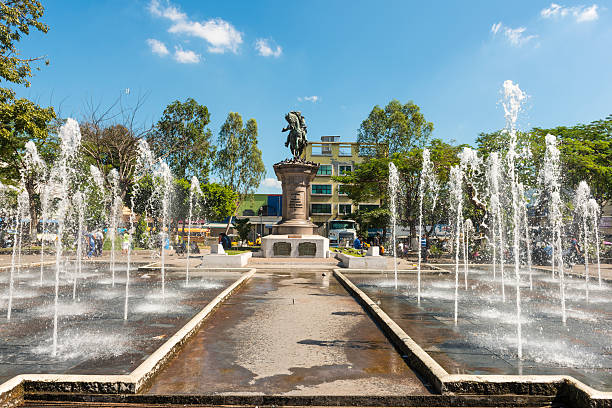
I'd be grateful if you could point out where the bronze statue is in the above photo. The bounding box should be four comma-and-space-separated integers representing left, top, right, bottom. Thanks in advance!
282, 111, 307, 159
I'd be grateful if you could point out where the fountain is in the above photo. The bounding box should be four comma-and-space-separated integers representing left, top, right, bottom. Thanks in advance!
7, 188, 28, 320
388, 162, 400, 290
416, 148, 439, 303
348, 80, 608, 390
51, 118, 82, 356
109, 169, 121, 287
185, 175, 202, 286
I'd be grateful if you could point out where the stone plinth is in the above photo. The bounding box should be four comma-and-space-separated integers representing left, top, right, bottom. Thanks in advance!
272, 160, 319, 235
261, 235, 329, 258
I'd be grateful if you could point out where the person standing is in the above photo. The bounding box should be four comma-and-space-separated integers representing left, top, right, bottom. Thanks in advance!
421, 234, 429, 262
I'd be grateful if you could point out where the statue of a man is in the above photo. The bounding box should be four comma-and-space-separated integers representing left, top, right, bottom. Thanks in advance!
282, 111, 307, 159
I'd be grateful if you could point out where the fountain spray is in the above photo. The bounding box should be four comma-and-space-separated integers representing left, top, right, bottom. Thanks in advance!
186, 176, 202, 286
388, 162, 400, 290
589, 199, 602, 286
574, 181, 591, 302
417, 149, 438, 303
7, 189, 28, 320
450, 166, 463, 325
542, 134, 566, 324
502, 79, 526, 360
52, 118, 82, 356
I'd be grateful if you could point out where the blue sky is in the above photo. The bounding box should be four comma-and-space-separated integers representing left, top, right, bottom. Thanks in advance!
14, 0, 612, 193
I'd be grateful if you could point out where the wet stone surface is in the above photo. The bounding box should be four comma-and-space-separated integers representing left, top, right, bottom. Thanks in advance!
0, 263, 242, 384
348, 269, 612, 391
145, 270, 430, 396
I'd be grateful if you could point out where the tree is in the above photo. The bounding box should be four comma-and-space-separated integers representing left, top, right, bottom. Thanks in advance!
0, 0, 49, 87
357, 99, 433, 158
148, 98, 214, 182
0, 0, 55, 232
80, 93, 150, 201
215, 112, 265, 233
200, 183, 238, 222
532, 116, 612, 208
234, 218, 251, 244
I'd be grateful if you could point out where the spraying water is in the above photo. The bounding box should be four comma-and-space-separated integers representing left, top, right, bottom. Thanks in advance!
7, 189, 28, 320
72, 191, 85, 300
502, 79, 526, 360
574, 181, 591, 302
541, 134, 566, 324
156, 162, 173, 298
39, 184, 50, 284
186, 176, 202, 286
519, 183, 533, 291
417, 149, 438, 302
52, 118, 82, 356
388, 162, 400, 290
487, 152, 505, 298
589, 199, 602, 286
450, 166, 463, 325
109, 169, 120, 287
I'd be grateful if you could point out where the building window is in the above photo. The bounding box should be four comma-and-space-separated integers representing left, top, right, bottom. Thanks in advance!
312, 184, 332, 195
242, 209, 255, 216
338, 165, 352, 175
339, 144, 352, 156
317, 164, 332, 176
359, 204, 379, 212
311, 204, 332, 214
337, 185, 349, 196
311, 143, 330, 156
338, 204, 352, 215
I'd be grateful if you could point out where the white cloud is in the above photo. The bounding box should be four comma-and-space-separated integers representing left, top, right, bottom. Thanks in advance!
504, 26, 537, 46
540, 3, 599, 22
491, 22, 537, 47
298, 96, 319, 103
173, 46, 201, 64
149, 1, 242, 54
262, 177, 281, 189
255, 38, 282, 57
146, 38, 169, 56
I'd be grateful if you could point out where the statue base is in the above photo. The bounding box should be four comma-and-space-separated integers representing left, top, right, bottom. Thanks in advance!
261, 234, 329, 258
271, 159, 320, 236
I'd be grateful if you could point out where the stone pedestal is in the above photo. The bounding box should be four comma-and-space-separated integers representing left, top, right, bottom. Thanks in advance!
262, 159, 329, 258
272, 160, 319, 235
261, 234, 329, 258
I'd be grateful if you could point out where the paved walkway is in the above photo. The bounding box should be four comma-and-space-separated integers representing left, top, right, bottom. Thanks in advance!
145, 270, 430, 396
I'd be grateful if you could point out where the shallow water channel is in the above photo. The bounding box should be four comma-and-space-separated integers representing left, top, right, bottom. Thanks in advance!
347, 268, 612, 391
0, 263, 241, 384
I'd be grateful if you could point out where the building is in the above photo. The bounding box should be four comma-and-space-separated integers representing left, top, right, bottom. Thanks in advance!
235, 194, 282, 240
303, 136, 380, 236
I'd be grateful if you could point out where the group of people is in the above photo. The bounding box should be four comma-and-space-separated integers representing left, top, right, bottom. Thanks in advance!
84, 230, 104, 258
81, 229, 131, 259
353, 233, 385, 254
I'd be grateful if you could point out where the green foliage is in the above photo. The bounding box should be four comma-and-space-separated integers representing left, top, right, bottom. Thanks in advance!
149, 98, 214, 182
234, 217, 251, 243
0, 0, 48, 86
477, 116, 612, 207
357, 99, 433, 158
215, 112, 265, 228
533, 116, 612, 207
134, 215, 150, 248
200, 182, 237, 221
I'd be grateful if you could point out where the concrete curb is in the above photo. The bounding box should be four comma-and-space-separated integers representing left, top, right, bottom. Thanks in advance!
333, 269, 612, 408
25, 392, 558, 406
333, 270, 448, 393
0, 268, 256, 408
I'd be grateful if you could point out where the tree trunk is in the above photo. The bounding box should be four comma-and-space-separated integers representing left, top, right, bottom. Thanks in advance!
225, 200, 241, 234
25, 180, 38, 238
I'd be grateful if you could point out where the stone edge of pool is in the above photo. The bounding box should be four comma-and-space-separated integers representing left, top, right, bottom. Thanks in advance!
333, 269, 612, 408
0, 267, 256, 408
